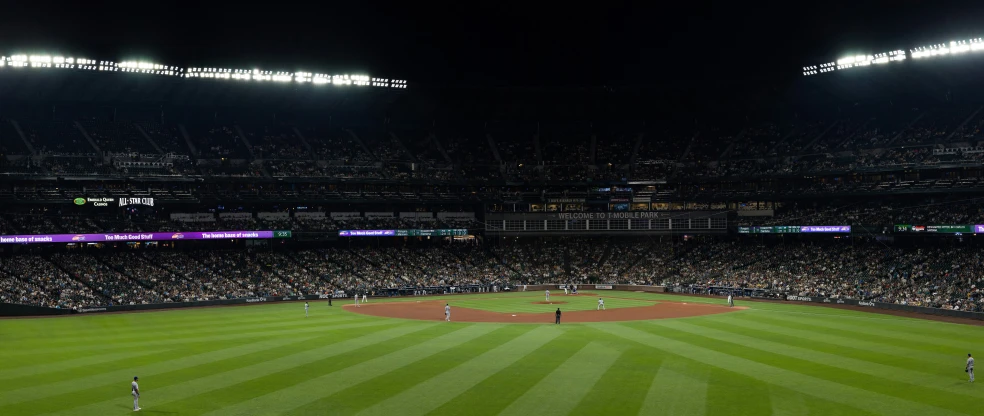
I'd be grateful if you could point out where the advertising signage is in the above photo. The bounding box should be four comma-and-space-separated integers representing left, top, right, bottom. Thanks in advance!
339, 229, 469, 237
0, 230, 291, 244
73, 197, 155, 207
738, 225, 851, 234
894, 224, 981, 233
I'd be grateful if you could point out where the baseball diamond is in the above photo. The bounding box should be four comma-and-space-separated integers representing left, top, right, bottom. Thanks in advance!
1, 290, 982, 416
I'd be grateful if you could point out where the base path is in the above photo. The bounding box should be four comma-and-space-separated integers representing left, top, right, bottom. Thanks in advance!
344, 300, 744, 323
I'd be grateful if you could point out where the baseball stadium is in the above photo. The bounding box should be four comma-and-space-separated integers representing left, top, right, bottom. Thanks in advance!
5, 4, 984, 415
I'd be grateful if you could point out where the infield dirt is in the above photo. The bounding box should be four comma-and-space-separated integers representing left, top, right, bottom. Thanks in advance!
344, 299, 745, 323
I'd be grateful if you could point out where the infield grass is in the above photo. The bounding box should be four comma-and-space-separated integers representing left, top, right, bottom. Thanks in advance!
1, 291, 982, 416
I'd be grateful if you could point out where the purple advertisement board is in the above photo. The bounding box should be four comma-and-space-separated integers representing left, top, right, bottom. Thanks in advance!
976, 225, 984, 233
800, 226, 851, 233
338, 230, 397, 237
0, 230, 275, 244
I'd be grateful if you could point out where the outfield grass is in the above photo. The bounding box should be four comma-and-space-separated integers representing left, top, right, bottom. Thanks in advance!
1, 292, 982, 415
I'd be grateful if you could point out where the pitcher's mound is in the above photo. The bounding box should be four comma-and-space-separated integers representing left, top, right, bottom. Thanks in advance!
531, 301, 567, 305
345, 300, 744, 323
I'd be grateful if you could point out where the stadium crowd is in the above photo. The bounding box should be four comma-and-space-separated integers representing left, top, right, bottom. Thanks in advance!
4, 236, 983, 313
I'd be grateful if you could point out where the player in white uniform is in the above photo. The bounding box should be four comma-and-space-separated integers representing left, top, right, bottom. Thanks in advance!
131, 376, 141, 412
546, 290, 551, 302
727, 294, 734, 307
362, 293, 368, 303
353, 293, 359, 308
597, 297, 606, 310
968, 353, 975, 382
445, 304, 451, 322
523, 284, 527, 292
304, 302, 309, 317
564, 286, 569, 295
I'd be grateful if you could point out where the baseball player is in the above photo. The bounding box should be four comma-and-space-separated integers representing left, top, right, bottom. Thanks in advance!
354, 293, 359, 308
445, 304, 451, 322
968, 353, 975, 382
327, 293, 332, 307
727, 294, 734, 307
362, 293, 368, 303
597, 297, 606, 310
572, 284, 577, 295
546, 290, 551, 302
523, 284, 528, 292
304, 302, 309, 317
564, 285, 569, 295
555, 308, 562, 324
131, 376, 141, 412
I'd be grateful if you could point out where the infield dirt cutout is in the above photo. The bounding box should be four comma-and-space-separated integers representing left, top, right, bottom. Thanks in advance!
344, 298, 745, 323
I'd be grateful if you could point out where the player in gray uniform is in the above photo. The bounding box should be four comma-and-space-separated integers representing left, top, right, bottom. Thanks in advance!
968, 353, 975, 382
131, 376, 141, 412
445, 304, 451, 322
304, 302, 309, 317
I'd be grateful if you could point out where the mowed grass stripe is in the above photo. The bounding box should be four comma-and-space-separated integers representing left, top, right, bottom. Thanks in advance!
424, 332, 593, 416
708, 314, 959, 366
769, 385, 809, 416
639, 360, 708, 416
0, 307, 355, 344
0, 349, 167, 381
744, 302, 984, 340
644, 322, 978, 414
2, 319, 396, 357
0, 336, 314, 409
9, 315, 364, 349
737, 312, 967, 358
705, 367, 774, 415
749, 309, 983, 351
352, 325, 564, 416
496, 342, 620, 416
284, 325, 521, 416
200, 324, 510, 416
181, 324, 468, 415
593, 323, 967, 416
567, 346, 657, 416
46, 322, 442, 416
654, 319, 983, 397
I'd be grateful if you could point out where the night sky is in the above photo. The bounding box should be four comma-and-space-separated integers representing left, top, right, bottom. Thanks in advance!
2, 1, 984, 91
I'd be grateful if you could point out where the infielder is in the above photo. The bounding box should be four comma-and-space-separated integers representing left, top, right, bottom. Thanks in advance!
353, 293, 359, 308
131, 376, 141, 412
305, 302, 309, 317
727, 294, 734, 307
968, 353, 975, 382
445, 303, 451, 322
597, 297, 606, 310
523, 284, 528, 292
362, 293, 368, 303
546, 290, 551, 302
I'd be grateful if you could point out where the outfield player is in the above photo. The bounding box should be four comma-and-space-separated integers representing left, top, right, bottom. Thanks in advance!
546, 290, 551, 302
131, 376, 141, 412
968, 353, 975, 382
305, 302, 309, 317
445, 303, 451, 322
597, 297, 606, 310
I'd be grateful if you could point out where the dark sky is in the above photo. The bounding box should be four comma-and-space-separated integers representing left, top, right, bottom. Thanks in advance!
2, 1, 984, 89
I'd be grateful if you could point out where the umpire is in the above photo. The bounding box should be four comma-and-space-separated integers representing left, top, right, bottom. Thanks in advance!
555, 308, 562, 324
